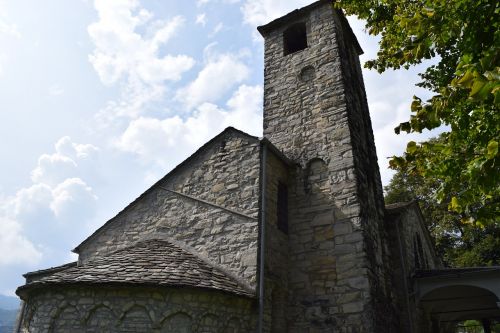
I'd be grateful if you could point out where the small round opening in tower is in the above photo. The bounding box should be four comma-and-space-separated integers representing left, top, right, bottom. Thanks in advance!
283, 22, 307, 56
299, 66, 315, 82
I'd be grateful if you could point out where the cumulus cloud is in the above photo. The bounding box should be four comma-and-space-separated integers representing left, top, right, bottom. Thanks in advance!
0, 217, 41, 266
51, 178, 98, 221
88, 0, 195, 118
31, 136, 99, 186
118, 84, 262, 167
0, 137, 99, 268
176, 50, 250, 109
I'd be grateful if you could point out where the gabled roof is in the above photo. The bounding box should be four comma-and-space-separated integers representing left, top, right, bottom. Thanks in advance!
73, 127, 259, 253
18, 239, 255, 298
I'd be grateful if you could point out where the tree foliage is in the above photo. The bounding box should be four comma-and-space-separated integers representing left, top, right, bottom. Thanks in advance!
336, 0, 499, 225
384, 150, 500, 267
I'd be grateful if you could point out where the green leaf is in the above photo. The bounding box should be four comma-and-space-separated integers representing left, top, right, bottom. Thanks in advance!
407, 141, 418, 154
450, 197, 461, 211
469, 79, 486, 97
487, 140, 498, 159
457, 70, 475, 86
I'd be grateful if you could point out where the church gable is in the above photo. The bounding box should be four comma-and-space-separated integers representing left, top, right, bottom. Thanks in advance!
74, 127, 262, 286
386, 201, 441, 272
162, 127, 261, 216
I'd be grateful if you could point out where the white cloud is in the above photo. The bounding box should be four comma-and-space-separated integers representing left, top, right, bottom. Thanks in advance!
196, 13, 207, 26
118, 84, 262, 167
241, 0, 310, 27
88, 0, 195, 119
0, 137, 99, 268
176, 51, 250, 109
55, 136, 99, 160
88, 4, 193, 86
31, 137, 99, 186
209, 22, 224, 37
0, 217, 41, 266
12, 184, 54, 224
31, 154, 78, 186
51, 178, 98, 221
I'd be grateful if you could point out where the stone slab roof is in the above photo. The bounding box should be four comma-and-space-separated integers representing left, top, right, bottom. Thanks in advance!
17, 239, 255, 298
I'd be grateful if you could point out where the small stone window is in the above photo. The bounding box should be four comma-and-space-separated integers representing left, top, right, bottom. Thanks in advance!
277, 182, 289, 233
283, 22, 307, 56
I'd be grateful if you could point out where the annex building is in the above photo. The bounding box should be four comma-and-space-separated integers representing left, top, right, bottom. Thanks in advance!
15, 1, 500, 332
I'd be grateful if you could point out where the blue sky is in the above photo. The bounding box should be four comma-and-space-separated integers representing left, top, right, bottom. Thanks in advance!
0, 0, 436, 297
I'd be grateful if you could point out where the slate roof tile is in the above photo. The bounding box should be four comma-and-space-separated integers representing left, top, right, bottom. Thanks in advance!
17, 239, 255, 298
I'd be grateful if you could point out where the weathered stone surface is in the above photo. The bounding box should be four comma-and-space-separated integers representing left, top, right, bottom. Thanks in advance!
19, 287, 255, 333
259, 1, 396, 331
75, 129, 261, 286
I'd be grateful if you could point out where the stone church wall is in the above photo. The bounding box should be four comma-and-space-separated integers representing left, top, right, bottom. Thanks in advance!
165, 130, 261, 217
395, 207, 440, 273
331, 10, 396, 332
260, 2, 397, 331
385, 204, 442, 332
20, 286, 256, 333
76, 131, 261, 286
262, 148, 290, 332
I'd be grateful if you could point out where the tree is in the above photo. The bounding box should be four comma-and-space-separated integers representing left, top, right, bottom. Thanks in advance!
384, 139, 500, 267
336, 0, 499, 225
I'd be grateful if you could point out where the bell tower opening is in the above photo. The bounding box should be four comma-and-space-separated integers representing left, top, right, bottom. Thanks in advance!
283, 22, 307, 56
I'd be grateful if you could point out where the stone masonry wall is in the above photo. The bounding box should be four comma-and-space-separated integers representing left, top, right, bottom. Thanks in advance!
262, 148, 290, 333
396, 207, 440, 273
386, 205, 442, 332
166, 130, 261, 216
77, 130, 260, 286
261, 2, 395, 331
20, 286, 255, 333
332, 10, 396, 332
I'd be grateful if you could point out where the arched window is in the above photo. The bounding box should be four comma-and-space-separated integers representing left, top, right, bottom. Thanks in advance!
283, 22, 307, 56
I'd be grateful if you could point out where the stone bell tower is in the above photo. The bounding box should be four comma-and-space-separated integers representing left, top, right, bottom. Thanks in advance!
258, 1, 397, 332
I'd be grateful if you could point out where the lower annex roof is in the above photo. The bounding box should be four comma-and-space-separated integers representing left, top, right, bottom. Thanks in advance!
17, 239, 255, 298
